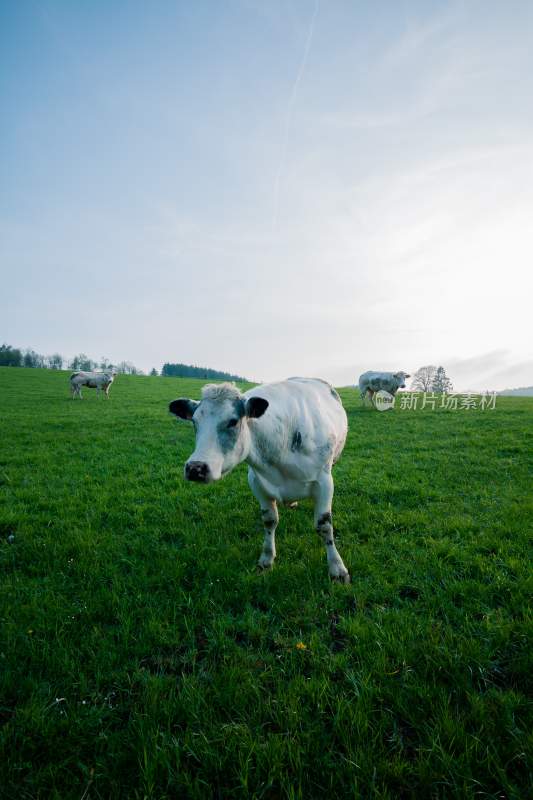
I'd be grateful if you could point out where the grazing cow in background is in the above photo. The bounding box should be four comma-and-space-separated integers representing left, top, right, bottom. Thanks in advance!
70, 371, 115, 399
169, 378, 350, 583
358, 370, 410, 404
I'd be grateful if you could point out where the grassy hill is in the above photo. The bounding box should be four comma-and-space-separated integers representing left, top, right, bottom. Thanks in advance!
0, 368, 531, 798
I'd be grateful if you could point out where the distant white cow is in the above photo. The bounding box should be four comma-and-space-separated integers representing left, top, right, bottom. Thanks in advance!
169, 378, 350, 583
358, 371, 410, 404
70, 371, 115, 399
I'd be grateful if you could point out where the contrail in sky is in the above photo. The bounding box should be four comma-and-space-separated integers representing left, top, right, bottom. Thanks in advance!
272, 0, 319, 233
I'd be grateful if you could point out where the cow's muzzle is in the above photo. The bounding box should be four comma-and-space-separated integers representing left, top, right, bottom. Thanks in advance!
185, 461, 212, 483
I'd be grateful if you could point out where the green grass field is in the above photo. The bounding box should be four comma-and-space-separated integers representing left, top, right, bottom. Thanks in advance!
0, 367, 531, 799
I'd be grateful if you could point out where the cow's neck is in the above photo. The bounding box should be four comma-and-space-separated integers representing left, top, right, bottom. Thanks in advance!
244, 422, 277, 475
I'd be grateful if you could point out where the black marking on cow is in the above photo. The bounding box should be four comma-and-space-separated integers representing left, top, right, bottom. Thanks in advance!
261, 509, 277, 529
330, 386, 342, 403
291, 431, 303, 452
318, 512, 332, 527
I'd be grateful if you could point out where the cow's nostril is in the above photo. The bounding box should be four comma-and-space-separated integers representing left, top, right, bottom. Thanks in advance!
185, 461, 210, 482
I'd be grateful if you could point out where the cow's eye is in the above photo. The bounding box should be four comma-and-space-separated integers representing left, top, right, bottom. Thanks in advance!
227, 418, 239, 428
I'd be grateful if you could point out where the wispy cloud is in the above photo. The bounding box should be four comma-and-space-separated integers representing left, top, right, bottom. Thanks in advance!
272, 0, 319, 232
441, 351, 533, 391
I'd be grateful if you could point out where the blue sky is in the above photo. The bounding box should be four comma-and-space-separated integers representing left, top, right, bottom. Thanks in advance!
1, 0, 532, 389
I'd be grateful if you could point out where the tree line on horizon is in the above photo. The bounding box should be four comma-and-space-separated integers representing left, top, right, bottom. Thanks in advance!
0, 344, 248, 382
160, 362, 248, 382
0, 344, 141, 375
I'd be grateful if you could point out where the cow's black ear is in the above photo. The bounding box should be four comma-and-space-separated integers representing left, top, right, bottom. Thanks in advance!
245, 396, 269, 419
169, 398, 199, 420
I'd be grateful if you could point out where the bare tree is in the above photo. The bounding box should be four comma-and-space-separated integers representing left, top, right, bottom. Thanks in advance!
70, 354, 95, 371
23, 349, 45, 368
116, 361, 138, 375
47, 353, 64, 370
411, 365, 437, 392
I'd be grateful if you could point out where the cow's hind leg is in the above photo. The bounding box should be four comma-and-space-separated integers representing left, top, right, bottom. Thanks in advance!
248, 469, 278, 569
313, 472, 350, 583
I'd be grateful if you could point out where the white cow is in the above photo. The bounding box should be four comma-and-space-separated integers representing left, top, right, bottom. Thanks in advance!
169, 378, 350, 582
358, 370, 410, 404
70, 371, 115, 399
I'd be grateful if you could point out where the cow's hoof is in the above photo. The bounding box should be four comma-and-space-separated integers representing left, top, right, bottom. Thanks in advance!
258, 557, 274, 570
330, 572, 351, 584
287, 501, 299, 509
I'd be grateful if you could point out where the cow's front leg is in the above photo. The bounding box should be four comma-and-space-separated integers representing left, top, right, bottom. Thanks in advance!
248, 469, 278, 569
258, 501, 279, 569
313, 472, 350, 583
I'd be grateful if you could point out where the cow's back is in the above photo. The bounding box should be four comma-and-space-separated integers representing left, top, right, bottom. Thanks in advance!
70, 371, 89, 383
245, 378, 347, 471
359, 371, 397, 392
359, 370, 383, 388
70, 371, 107, 386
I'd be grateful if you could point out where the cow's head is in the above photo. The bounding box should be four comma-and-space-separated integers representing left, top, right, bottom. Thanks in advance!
393, 371, 410, 388
169, 383, 268, 483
